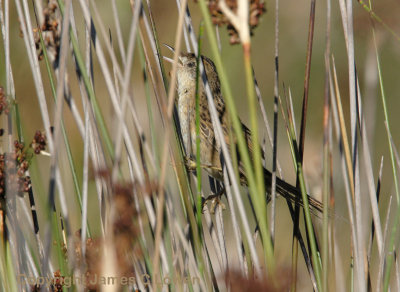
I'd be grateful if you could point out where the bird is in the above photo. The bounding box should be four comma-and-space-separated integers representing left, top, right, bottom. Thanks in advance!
163, 45, 323, 214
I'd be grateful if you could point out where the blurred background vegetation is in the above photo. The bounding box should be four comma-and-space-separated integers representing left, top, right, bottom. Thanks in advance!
1, 0, 400, 290
5, 0, 400, 182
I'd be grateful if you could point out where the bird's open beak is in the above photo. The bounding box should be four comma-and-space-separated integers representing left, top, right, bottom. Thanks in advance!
162, 44, 182, 66
162, 55, 174, 64
162, 43, 174, 64
163, 43, 175, 53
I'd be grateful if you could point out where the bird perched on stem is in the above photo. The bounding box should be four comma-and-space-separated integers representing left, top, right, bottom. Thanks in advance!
163, 45, 322, 214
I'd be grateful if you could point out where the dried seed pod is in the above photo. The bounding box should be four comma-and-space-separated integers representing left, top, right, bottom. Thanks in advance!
195, 0, 266, 45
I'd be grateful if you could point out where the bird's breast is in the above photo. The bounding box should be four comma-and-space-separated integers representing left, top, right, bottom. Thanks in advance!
177, 85, 196, 154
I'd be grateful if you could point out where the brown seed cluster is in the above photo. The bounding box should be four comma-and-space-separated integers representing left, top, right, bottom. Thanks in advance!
31, 130, 47, 155
0, 86, 9, 115
34, 0, 61, 61
0, 132, 47, 200
0, 86, 9, 138
30, 270, 65, 291
195, 0, 266, 44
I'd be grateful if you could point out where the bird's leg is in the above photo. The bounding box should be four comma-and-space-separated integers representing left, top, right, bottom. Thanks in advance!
202, 187, 226, 214
184, 157, 226, 213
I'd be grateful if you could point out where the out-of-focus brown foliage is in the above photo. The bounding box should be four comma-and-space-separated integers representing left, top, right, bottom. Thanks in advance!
34, 0, 61, 61
195, 0, 266, 44
225, 269, 291, 292
74, 176, 156, 290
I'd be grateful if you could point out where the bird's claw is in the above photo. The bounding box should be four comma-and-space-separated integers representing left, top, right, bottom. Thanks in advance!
184, 155, 197, 171
210, 197, 226, 214
201, 192, 226, 214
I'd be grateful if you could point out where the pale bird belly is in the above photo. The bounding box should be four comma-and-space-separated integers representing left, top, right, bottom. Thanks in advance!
178, 92, 223, 181
178, 97, 191, 154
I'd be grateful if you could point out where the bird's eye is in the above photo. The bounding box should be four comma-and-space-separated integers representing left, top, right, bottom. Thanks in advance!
187, 62, 195, 68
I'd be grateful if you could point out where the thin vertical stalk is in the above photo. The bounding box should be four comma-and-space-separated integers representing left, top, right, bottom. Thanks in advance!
195, 23, 204, 232
243, 48, 272, 270
270, 0, 279, 243
197, 0, 265, 276
322, 0, 332, 289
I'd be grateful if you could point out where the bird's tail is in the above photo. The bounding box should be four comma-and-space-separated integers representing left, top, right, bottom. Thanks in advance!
264, 168, 323, 214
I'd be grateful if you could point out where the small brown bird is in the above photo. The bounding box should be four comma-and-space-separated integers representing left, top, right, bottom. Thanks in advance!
164, 46, 322, 213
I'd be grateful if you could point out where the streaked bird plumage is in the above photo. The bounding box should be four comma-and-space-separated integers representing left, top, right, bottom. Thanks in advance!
164, 47, 322, 213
